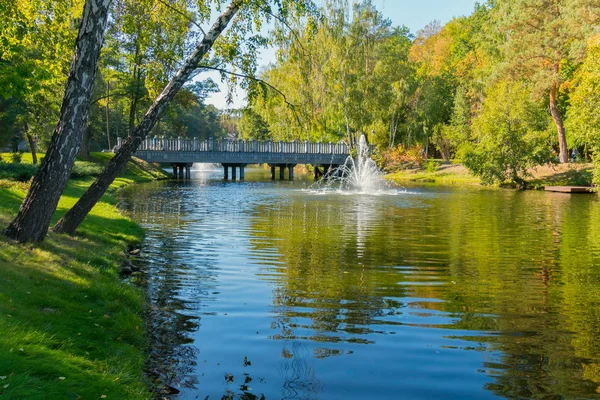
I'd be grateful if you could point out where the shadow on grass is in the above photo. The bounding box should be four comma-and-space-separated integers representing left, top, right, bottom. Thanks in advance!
528, 168, 593, 188
0, 177, 151, 399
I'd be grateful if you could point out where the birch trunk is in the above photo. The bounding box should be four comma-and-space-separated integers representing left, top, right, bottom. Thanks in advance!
4, 0, 111, 243
53, 0, 241, 235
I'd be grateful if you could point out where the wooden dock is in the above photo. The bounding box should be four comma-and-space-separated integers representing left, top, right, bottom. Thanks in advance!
544, 186, 595, 193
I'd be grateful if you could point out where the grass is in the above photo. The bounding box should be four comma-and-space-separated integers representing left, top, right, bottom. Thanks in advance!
0, 154, 169, 399
387, 163, 482, 186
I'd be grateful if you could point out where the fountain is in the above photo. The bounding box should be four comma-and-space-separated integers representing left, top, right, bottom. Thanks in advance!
309, 134, 399, 195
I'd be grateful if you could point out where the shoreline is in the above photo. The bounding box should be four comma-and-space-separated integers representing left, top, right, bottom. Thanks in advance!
386, 162, 595, 190
0, 154, 168, 399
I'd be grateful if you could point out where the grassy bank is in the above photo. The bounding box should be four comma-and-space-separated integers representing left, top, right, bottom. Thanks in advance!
0, 154, 168, 399
387, 162, 595, 188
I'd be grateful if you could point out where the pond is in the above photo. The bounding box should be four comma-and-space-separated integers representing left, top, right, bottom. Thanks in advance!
120, 167, 600, 399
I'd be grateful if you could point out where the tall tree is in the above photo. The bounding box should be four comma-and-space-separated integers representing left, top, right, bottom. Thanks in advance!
495, 0, 600, 163
4, 0, 111, 243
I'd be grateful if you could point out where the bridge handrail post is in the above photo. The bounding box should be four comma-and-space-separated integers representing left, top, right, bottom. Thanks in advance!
279, 140, 283, 153
292, 140, 296, 153
253, 139, 257, 152
239, 139, 243, 152
164, 137, 169, 151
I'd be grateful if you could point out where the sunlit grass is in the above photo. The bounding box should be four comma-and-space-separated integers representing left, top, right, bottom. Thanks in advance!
0, 155, 168, 399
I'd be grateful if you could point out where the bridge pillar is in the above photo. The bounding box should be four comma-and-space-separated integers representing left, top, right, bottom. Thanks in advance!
270, 166, 276, 180
323, 165, 330, 177
224, 165, 229, 180
288, 164, 296, 181
178, 165, 185, 180
172, 164, 177, 179
240, 165, 245, 180
185, 163, 192, 180
279, 165, 285, 180
232, 165, 237, 180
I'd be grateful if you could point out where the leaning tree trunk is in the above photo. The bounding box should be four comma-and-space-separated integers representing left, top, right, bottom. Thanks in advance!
53, 0, 242, 235
4, 0, 111, 243
550, 83, 568, 164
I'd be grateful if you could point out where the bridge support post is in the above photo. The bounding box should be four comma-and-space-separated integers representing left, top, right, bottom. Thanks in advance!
240, 165, 245, 180
185, 164, 192, 180
270, 166, 275, 180
314, 166, 322, 181
279, 165, 285, 180
178, 165, 185, 180
232, 165, 237, 180
223, 165, 229, 180
323, 165, 330, 177
172, 164, 177, 179
288, 164, 295, 181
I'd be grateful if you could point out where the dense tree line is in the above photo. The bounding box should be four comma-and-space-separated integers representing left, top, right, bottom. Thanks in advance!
241, 0, 600, 185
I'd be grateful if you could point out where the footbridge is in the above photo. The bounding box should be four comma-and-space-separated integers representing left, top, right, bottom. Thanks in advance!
120, 137, 352, 180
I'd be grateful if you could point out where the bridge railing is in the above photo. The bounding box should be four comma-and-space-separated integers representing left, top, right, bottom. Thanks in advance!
123, 137, 352, 155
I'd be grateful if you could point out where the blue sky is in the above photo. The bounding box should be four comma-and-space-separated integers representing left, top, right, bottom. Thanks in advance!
204, 0, 478, 109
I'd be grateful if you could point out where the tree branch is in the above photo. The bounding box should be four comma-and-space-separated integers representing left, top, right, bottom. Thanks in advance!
156, 0, 206, 36
258, 5, 308, 56
197, 65, 299, 111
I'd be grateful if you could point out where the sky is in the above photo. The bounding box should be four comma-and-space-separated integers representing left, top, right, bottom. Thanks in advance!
203, 0, 478, 109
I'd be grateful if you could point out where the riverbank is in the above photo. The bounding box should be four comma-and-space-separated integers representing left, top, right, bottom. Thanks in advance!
387, 162, 595, 189
0, 154, 168, 399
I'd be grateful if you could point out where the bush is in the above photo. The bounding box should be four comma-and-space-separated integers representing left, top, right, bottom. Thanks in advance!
0, 162, 38, 182
70, 161, 103, 178
375, 144, 425, 172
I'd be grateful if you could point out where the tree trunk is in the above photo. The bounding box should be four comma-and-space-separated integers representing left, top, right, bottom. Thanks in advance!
550, 83, 568, 163
53, 0, 242, 235
4, 0, 111, 243
79, 128, 92, 160
24, 123, 37, 165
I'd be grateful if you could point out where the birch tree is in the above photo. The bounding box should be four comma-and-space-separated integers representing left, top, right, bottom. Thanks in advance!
4, 0, 112, 243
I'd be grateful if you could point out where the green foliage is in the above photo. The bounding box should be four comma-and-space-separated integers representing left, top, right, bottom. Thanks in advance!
423, 158, 440, 172
566, 35, 600, 185
463, 81, 553, 186
0, 161, 37, 181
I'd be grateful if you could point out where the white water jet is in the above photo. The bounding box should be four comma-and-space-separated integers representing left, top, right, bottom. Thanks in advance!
309, 135, 400, 195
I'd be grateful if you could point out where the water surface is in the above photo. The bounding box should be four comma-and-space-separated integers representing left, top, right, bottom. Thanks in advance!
121, 168, 600, 399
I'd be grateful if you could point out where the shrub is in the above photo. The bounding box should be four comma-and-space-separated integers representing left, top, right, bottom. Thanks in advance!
70, 161, 104, 178
375, 144, 425, 172
0, 162, 38, 182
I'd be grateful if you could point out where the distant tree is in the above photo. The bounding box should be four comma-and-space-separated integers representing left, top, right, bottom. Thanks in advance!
237, 108, 270, 140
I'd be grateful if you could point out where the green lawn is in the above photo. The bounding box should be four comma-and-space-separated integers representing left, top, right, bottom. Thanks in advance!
0, 154, 168, 399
